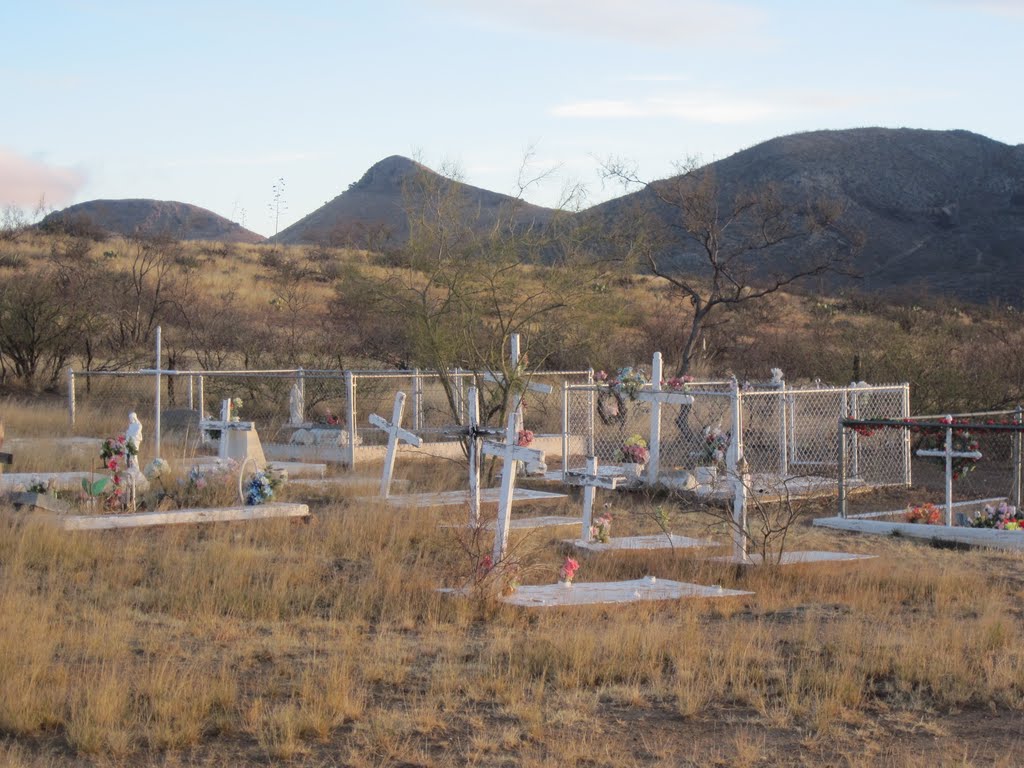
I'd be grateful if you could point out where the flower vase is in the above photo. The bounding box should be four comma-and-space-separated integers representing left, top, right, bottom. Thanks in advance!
622, 462, 644, 479
695, 465, 718, 485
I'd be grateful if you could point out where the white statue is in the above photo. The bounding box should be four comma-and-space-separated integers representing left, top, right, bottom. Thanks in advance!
126, 412, 143, 466
289, 381, 305, 426
770, 368, 785, 386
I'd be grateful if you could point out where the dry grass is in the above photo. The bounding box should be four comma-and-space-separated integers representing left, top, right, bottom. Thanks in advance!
2, 408, 1024, 765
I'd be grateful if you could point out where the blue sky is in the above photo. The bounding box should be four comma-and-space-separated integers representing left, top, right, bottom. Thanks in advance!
3, 0, 1022, 236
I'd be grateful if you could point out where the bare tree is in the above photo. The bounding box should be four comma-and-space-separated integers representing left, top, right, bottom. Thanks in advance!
602, 159, 860, 375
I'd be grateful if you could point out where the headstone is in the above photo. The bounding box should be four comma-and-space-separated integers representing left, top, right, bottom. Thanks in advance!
199, 400, 266, 466
289, 381, 305, 426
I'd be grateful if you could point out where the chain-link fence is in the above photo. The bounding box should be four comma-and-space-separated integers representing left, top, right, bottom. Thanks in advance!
839, 410, 1024, 520
563, 381, 911, 489
64, 366, 590, 465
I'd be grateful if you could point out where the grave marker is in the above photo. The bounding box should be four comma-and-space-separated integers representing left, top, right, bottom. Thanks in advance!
915, 416, 983, 526
199, 400, 266, 465
634, 352, 695, 484
564, 456, 625, 542
368, 391, 422, 498
482, 404, 545, 563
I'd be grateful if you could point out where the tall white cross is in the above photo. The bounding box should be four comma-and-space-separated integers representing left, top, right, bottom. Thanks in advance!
564, 456, 624, 542
634, 352, 695, 484
444, 386, 505, 524
915, 416, 982, 526
368, 391, 422, 498
483, 404, 545, 563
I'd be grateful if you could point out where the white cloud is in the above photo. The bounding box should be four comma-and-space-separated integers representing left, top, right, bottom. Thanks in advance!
430, 0, 770, 47
0, 149, 85, 207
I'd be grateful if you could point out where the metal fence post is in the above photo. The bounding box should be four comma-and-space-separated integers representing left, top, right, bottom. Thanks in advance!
67, 367, 76, 427
838, 419, 847, 518
561, 381, 569, 481
729, 380, 747, 562
154, 326, 162, 459
345, 370, 357, 470
186, 372, 194, 411
412, 368, 422, 432
779, 380, 788, 477
647, 352, 662, 486
902, 385, 912, 487
1014, 405, 1023, 508
197, 375, 205, 420
297, 367, 306, 424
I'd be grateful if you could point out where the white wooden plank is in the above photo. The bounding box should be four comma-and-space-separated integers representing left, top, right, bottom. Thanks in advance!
707, 550, 877, 565
499, 577, 753, 607
53, 502, 309, 531
383, 487, 566, 510
567, 534, 718, 552
813, 516, 1024, 550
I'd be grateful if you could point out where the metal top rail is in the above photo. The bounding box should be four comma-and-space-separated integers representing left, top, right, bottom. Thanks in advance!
842, 417, 1024, 432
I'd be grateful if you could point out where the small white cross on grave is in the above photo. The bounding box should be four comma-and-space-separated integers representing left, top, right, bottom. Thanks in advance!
481, 334, 553, 433
564, 456, 625, 543
634, 352, 695, 484
368, 391, 422, 498
915, 416, 983, 526
483, 404, 545, 563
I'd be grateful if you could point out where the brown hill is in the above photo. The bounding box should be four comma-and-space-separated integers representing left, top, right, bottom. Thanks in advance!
270, 155, 556, 247
583, 128, 1024, 303
39, 199, 265, 243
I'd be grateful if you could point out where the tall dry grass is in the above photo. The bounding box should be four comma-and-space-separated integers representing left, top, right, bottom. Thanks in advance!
1, 406, 1024, 764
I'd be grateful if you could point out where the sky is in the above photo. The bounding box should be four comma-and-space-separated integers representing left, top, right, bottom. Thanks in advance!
2, 0, 1023, 237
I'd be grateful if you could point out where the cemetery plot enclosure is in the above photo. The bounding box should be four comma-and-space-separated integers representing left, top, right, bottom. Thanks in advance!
827, 411, 1024, 544
561, 380, 910, 492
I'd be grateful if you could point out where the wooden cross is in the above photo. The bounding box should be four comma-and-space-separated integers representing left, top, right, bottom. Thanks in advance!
633, 352, 695, 483
916, 416, 983, 526
483, 404, 545, 563
368, 391, 422, 498
564, 456, 625, 542
199, 400, 256, 462
444, 387, 504, 525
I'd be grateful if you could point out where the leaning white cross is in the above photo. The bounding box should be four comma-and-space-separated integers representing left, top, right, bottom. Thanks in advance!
915, 416, 982, 526
368, 391, 422, 498
564, 456, 625, 542
633, 352, 695, 484
483, 404, 545, 563
199, 399, 256, 462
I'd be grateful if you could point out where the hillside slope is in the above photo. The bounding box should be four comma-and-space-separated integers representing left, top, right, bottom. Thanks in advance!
584, 128, 1024, 302
40, 199, 265, 243
270, 155, 557, 247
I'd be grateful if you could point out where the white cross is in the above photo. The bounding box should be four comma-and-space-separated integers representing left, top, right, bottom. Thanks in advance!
368, 391, 422, 498
481, 334, 553, 441
564, 456, 625, 541
633, 352, 694, 483
915, 416, 982, 526
199, 399, 255, 462
483, 405, 545, 563
445, 387, 505, 524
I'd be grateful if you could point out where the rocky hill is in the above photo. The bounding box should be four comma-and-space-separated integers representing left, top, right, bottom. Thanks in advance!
270, 155, 556, 247
584, 128, 1024, 302
39, 200, 265, 243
